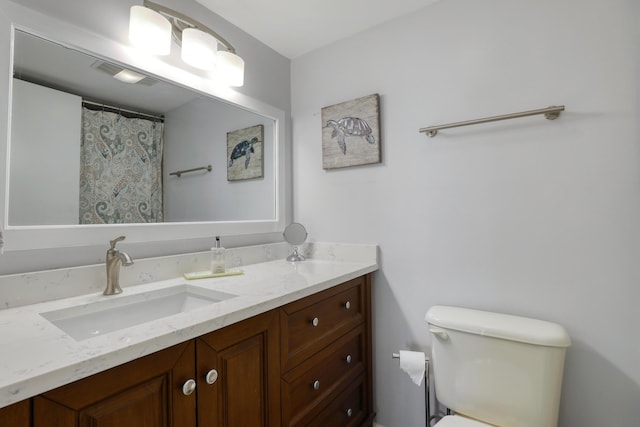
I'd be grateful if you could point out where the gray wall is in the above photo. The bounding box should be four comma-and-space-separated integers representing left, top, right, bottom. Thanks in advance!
0, 0, 291, 274
291, 0, 640, 425
9, 79, 81, 225
163, 98, 275, 222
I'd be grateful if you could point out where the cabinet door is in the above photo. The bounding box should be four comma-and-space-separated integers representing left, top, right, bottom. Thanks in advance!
196, 310, 280, 427
33, 341, 196, 427
0, 399, 31, 427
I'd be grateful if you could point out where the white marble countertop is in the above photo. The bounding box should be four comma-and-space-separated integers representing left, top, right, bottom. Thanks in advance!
0, 243, 378, 408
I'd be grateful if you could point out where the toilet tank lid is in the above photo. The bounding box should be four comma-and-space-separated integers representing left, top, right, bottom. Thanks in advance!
425, 306, 571, 347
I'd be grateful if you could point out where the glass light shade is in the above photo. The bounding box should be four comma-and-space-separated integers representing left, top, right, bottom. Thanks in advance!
181, 28, 218, 70
129, 5, 171, 55
217, 51, 245, 87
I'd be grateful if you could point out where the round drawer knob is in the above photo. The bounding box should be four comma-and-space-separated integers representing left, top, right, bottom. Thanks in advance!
346, 408, 353, 417
312, 380, 320, 390
311, 317, 319, 327
345, 301, 351, 310
205, 369, 218, 385
345, 354, 352, 364
182, 379, 196, 396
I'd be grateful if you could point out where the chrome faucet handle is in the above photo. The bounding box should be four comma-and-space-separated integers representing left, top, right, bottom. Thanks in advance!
109, 235, 126, 250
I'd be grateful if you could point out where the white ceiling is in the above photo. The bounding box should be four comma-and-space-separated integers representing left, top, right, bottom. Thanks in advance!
195, 0, 440, 58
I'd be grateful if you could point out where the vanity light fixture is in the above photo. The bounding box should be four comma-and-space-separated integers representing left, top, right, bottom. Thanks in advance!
128, 0, 245, 87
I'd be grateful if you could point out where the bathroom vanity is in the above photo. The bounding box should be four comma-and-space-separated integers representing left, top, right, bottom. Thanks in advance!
0, 243, 377, 427
0, 4, 376, 424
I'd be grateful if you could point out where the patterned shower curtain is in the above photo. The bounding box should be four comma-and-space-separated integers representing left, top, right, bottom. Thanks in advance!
79, 107, 164, 224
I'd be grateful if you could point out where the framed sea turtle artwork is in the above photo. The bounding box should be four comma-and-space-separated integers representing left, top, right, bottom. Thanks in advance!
321, 93, 381, 169
227, 124, 264, 181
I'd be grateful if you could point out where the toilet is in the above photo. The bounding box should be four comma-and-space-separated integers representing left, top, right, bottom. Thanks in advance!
425, 305, 571, 427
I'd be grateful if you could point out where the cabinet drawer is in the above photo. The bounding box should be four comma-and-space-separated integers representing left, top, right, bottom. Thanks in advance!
281, 276, 365, 370
281, 327, 365, 426
306, 374, 367, 427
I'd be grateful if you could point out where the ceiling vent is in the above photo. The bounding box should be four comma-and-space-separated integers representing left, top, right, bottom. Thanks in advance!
90, 60, 158, 86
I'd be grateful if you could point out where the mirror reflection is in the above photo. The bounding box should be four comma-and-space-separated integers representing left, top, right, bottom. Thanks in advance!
9, 30, 276, 226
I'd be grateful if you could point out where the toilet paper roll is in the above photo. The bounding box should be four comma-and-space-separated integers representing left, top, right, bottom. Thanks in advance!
399, 350, 425, 386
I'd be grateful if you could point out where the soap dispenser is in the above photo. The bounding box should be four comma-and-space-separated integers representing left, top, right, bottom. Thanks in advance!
211, 236, 226, 274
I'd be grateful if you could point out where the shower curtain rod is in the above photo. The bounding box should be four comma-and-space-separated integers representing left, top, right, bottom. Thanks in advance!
419, 105, 564, 137
82, 100, 164, 122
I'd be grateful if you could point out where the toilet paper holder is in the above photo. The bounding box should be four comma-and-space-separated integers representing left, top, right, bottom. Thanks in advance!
393, 351, 437, 426
392, 352, 429, 361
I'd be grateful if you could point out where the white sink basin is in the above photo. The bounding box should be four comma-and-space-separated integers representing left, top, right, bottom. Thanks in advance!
41, 285, 236, 341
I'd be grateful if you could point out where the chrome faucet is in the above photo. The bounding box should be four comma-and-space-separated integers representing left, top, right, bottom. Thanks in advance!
104, 236, 134, 295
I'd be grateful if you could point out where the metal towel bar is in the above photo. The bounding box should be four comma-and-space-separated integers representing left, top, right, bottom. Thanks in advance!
169, 165, 212, 177
420, 105, 565, 137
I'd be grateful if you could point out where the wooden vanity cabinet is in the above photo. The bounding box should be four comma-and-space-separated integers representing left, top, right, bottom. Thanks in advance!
20, 273, 373, 427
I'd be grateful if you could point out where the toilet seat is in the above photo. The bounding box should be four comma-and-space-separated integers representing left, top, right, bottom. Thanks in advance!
434, 415, 493, 426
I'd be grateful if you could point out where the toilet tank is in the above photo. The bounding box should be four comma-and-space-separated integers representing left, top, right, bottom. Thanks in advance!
425, 306, 571, 427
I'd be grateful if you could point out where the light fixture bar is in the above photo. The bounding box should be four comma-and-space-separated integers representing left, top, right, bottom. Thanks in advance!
142, 0, 236, 54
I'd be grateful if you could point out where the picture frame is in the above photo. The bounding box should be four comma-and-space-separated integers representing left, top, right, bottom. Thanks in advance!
227, 124, 264, 181
321, 94, 381, 169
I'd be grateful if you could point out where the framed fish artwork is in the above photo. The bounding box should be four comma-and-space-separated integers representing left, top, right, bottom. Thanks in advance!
227, 124, 264, 181
321, 93, 381, 169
